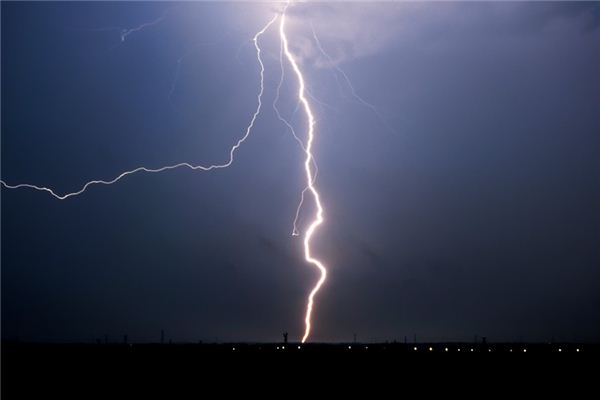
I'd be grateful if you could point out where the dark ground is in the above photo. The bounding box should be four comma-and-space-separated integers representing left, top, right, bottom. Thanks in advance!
2, 341, 596, 395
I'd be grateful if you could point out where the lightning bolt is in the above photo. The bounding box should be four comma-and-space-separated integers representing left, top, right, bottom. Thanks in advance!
279, 5, 327, 343
2, 4, 329, 344
272, 26, 318, 239
1, 15, 278, 200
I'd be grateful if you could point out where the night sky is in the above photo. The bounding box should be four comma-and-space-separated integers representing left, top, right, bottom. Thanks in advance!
2, 1, 599, 343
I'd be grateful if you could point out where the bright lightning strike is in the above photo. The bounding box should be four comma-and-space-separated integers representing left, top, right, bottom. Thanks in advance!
0, 15, 278, 200
2, 5, 329, 344
272, 28, 318, 238
279, 5, 327, 343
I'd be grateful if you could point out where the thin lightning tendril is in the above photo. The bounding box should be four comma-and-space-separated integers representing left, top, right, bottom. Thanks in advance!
310, 22, 396, 134
306, 88, 337, 112
0, 15, 278, 200
120, 10, 170, 42
168, 41, 217, 114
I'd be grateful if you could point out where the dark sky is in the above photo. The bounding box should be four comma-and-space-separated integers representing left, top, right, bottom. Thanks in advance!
2, 1, 599, 343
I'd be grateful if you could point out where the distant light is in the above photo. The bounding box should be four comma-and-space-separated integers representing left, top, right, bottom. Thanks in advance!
558, 348, 562, 352
458, 348, 461, 352
510, 349, 513, 352
365, 346, 369, 350
414, 346, 418, 351
444, 347, 448, 352
232, 347, 236, 351
276, 346, 280, 350
577, 348, 580, 352
298, 346, 301, 350
488, 349, 492, 352
429, 347, 433, 352
523, 349, 527, 353
348, 346, 352, 349
282, 346, 285, 350
470, 348, 474, 352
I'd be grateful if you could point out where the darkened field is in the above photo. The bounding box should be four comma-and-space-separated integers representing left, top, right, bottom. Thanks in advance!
2, 341, 595, 395
3, 341, 595, 367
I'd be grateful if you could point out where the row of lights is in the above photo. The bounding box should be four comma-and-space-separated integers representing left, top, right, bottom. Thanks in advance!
232, 346, 291, 351
232, 345, 369, 351
411, 346, 581, 353
231, 346, 582, 352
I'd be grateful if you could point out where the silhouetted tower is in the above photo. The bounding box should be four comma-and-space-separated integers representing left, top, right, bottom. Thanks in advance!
283, 332, 288, 345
